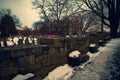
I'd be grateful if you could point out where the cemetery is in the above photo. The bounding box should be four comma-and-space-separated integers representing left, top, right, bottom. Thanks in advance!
0, 0, 118, 79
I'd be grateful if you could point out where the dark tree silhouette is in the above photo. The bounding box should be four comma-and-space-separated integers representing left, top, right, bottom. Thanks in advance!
0, 9, 22, 27
0, 15, 18, 37
83, 0, 120, 38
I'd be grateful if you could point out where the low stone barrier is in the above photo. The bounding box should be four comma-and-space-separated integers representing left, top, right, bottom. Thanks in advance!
0, 37, 90, 80
0, 35, 110, 80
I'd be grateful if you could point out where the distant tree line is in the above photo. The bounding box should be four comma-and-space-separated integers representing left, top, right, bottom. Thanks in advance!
32, 0, 120, 38
32, 0, 100, 36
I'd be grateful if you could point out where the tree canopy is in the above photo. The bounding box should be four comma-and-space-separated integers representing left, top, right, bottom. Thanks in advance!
0, 8, 22, 27
0, 15, 18, 37
32, 0, 85, 31
32, 0, 101, 36
32, 0, 83, 21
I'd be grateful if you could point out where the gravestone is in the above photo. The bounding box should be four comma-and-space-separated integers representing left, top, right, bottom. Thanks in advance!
18, 38, 23, 45
3, 39, 7, 47
0, 41, 1, 47
32, 38, 35, 45
25, 37, 30, 45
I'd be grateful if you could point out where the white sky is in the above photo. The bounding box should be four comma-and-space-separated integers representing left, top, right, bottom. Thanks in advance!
0, 0, 39, 28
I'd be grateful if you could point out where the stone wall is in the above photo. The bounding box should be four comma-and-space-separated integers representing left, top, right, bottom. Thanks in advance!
0, 37, 90, 80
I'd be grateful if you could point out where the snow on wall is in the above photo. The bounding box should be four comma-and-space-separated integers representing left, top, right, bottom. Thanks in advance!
69, 50, 81, 58
90, 43, 96, 47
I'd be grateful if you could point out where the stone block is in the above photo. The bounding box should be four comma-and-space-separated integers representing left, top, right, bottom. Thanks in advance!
41, 57, 54, 67
33, 47, 42, 56
48, 54, 60, 65
25, 63, 42, 72
33, 67, 49, 79
0, 67, 18, 77
14, 56, 29, 66
14, 54, 36, 67
59, 51, 68, 64
0, 51, 10, 61
53, 38, 60, 47
27, 54, 36, 65
10, 51, 26, 58
0, 59, 16, 68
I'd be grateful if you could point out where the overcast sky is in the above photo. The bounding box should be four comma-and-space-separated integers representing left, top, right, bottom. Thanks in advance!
0, 0, 39, 28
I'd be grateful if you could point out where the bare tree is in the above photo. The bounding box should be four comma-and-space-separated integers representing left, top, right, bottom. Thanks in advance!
33, 21, 43, 30
32, 0, 84, 31
68, 11, 100, 36
83, 0, 120, 38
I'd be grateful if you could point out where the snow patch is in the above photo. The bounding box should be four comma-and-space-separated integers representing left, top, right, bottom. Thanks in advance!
90, 44, 96, 47
44, 64, 73, 80
12, 73, 34, 80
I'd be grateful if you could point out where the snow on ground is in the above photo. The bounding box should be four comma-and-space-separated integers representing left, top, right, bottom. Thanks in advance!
43, 64, 73, 80
12, 73, 34, 80
44, 38, 120, 80
70, 38, 120, 80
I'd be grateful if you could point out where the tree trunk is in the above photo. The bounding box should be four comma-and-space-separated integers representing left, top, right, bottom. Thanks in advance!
108, 0, 120, 38
110, 24, 119, 38
109, 13, 119, 38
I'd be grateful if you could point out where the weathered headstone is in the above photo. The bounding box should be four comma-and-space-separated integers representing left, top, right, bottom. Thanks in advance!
0, 41, 1, 47
18, 38, 23, 45
25, 37, 30, 45
32, 38, 35, 45
3, 39, 7, 47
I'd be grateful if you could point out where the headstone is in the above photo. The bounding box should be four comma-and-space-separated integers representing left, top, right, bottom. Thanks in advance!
3, 40, 7, 47
25, 37, 30, 45
18, 38, 23, 45
34, 38, 37, 45
13, 37, 19, 45
0, 41, 4, 47
32, 38, 35, 45
0, 41, 1, 47
12, 37, 17, 46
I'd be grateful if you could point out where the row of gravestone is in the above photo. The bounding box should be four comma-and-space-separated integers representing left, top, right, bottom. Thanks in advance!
0, 36, 37, 47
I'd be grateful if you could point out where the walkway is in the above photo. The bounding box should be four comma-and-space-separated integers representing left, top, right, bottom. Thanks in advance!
70, 38, 120, 80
